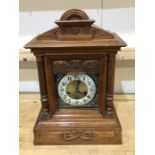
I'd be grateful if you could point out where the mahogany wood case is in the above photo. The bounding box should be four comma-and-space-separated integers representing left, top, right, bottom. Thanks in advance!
25, 9, 127, 145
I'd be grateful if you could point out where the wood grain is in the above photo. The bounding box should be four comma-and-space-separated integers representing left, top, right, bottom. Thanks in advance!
98, 57, 107, 114
19, 48, 135, 62
23, 9, 127, 145
36, 56, 49, 115
19, 93, 134, 155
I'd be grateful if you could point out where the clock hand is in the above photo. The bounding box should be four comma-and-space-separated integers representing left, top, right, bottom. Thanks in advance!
76, 80, 85, 95
77, 90, 84, 95
76, 80, 80, 90
74, 81, 81, 99
76, 80, 88, 97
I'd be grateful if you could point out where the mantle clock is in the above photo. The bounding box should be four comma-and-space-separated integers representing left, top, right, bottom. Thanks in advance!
25, 9, 127, 145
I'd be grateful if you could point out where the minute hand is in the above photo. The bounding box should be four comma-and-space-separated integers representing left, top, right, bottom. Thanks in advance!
76, 80, 84, 95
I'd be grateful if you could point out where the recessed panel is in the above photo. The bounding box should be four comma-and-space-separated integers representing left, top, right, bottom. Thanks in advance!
53, 60, 99, 108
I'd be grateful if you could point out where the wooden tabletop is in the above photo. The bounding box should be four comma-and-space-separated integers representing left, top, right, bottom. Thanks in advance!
19, 93, 135, 155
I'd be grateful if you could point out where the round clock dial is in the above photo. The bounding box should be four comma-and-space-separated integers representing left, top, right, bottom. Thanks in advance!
58, 73, 96, 106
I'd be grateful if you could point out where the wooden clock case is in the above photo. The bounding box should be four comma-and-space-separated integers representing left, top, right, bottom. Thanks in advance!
25, 9, 127, 145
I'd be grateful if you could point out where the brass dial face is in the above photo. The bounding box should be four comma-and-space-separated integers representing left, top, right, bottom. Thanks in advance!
58, 73, 96, 106
66, 80, 88, 99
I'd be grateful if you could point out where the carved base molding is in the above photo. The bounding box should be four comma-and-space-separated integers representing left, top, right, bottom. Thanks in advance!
63, 129, 93, 141
33, 108, 122, 145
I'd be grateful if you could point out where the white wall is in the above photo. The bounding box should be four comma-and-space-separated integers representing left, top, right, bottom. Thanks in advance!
19, 0, 134, 11
19, 60, 135, 93
19, 8, 134, 48
19, 7, 135, 93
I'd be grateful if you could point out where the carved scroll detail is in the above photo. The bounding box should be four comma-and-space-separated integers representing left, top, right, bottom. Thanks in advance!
71, 26, 79, 34
53, 60, 99, 72
63, 129, 93, 141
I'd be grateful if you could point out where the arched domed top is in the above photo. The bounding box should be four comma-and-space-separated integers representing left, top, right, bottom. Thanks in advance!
55, 9, 94, 27
60, 9, 89, 20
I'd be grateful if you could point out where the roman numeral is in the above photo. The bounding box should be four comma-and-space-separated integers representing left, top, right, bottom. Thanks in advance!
90, 88, 94, 92
68, 77, 72, 81
68, 99, 71, 103
60, 88, 64, 92
87, 95, 91, 99
64, 95, 67, 99
83, 99, 87, 103
75, 101, 79, 105
62, 82, 66, 86
88, 81, 91, 85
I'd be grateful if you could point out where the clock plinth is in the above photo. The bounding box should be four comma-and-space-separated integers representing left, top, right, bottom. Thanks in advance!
25, 9, 127, 145
34, 108, 121, 145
